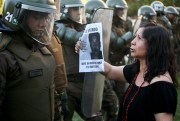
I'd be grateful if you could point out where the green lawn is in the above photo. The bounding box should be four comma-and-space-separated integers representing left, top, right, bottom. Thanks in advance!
73, 112, 83, 121
174, 73, 180, 121
73, 73, 180, 121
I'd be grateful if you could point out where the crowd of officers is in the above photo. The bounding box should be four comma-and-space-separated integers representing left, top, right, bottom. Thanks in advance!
136, 1, 180, 73
0, 0, 179, 121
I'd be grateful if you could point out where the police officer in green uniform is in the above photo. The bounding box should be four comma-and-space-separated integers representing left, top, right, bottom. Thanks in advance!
164, 6, 180, 72
150, 1, 173, 39
105, 0, 133, 104
138, 5, 157, 24
175, 7, 180, 72
132, 5, 157, 43
55, 0, 87, 121
85, 0, 119, 121
0, 0, 56, 121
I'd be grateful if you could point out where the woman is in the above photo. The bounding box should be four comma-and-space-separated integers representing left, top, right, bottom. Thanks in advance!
75, 22, 178, 121
103, 23, 178, 121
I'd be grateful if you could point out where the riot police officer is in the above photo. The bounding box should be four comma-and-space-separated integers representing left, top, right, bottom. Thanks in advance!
164, 6, 180, 72
137, 5, 157, 24
85, 0, 107, 24
150, 1, 173, 37
56, 0, 89, 121
164, 6, 179, 37
175, 6, 180, 43
133, 5, 157, 33
133, 5, 157, 34
85, 0, 119, 121
0, 0, 57, 120
175, 7, 180, 72
105, 0, 133, 105
164, 6, 179, 24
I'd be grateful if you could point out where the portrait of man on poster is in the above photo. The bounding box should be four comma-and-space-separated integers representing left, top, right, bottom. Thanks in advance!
88, 32, 103, 59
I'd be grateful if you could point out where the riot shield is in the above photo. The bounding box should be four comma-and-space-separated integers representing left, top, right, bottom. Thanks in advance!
81, 8, 113, 118
133, 15, 142, 35
54, 0, 60, 20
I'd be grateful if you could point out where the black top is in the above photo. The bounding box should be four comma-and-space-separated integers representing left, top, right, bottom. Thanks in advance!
118, 63, 177, 121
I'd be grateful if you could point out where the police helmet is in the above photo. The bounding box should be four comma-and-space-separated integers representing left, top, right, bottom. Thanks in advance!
151, 1, 164, 14
106, 0, 128, 21
164, 6, 179, 16
175, 7, 180, 17
106, 0, 128, 9
138, 5, 157, 20
2, 0, 56, 45
60, 0, 85, 23
85, 0, 107, 23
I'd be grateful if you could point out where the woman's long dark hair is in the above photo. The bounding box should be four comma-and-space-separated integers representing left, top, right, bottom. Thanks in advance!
135, 23, 178, 87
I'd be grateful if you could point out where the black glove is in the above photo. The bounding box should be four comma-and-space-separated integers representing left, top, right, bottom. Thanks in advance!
54, 90, 62, 121
60, 89, 69, 120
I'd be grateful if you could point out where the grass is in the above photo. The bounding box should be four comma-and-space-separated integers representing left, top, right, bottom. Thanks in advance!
73, 73, 180, 121
174, 73, 180, 121
73, 112, 83, 121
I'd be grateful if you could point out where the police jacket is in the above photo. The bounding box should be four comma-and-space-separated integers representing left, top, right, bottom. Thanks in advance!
0, 32, 56, 121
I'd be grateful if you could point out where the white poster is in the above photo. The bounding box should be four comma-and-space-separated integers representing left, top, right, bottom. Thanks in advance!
79, 23, 104, 72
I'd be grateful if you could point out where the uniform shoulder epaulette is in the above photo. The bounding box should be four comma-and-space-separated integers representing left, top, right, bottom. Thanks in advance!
0, 32, 12, 51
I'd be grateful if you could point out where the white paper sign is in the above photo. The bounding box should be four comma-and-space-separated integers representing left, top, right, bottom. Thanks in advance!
79, 23, 104, 72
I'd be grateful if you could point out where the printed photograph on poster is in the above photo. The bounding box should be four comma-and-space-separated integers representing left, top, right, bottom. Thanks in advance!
79, 23, 104, 72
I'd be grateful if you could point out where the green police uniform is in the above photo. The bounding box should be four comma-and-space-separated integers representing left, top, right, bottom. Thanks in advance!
0, 33, 56, 121
106, 0, 133, 106
0, 0, 58, 120
165, 6, 180, 72
57, 20, 86, 121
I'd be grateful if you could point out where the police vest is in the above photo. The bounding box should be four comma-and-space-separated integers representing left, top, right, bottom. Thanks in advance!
3, 35, 56, 121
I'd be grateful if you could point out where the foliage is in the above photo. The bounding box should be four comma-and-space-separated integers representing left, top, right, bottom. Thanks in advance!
0, 0, 5, 15
82, 0, 88, 4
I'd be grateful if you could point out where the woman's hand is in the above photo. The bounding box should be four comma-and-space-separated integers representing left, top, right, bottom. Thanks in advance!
75, 40, 81, 54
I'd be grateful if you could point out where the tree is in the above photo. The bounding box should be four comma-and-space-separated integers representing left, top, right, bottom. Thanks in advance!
0, 0, 5, 15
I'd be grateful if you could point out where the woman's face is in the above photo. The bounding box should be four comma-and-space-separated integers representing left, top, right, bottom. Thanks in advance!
130, 27, 147, 59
